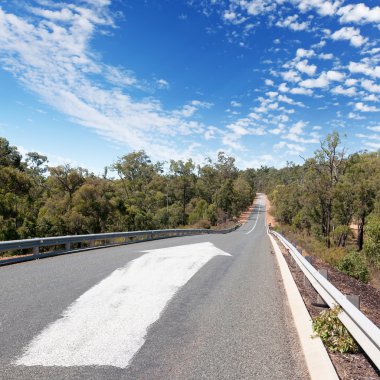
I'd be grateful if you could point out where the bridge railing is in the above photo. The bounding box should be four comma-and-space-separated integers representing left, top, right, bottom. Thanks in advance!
271, 230, 380, 371
0, 225, 239, 265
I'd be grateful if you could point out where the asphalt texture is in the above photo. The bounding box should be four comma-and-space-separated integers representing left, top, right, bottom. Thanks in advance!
0, 195, 309, 379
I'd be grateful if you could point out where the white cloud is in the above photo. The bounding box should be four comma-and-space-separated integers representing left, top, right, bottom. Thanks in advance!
296, 0, 342, 16
364, 141, 380, 150
278, 94, 305, 107
223, 10, 237, 21
178, 100, 213, 117
0, 3, 214, 162
278, 83, 289, 92
243, 0, 277, 16
363, 94, 379, 102
283, 120, 319, 143
204, 126, 219, 140
326, 70, 345, 81
296, 48, 315, 58
299, 70, 344, 88
361, 79, 380, 93
331, 27, 367, 47
355, 102, 380, 112
274, 141, 306, 154
248, 112, 261, 120
349, 61, 380, 78
157, 79, 169, 89
290, 87, 314, 95
269, 123, 286, 135
348, 112, 365, 119
230, 100, 242, 107
337, 3, 380, 24
319, 53, 334, 60
300, 72, 329, 88
368, 125, 380, 132
281, 70, 301, 83
296, 59, 317, 75
331, 85, 356, 96
265, 79, 274, 86
268, 102, 279, 110
289, 120, 306, 135
345, 78, 357, 86
276, 14, 309, 31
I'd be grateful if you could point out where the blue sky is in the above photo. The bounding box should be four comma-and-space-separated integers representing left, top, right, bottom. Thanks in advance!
0, 0, 379, 173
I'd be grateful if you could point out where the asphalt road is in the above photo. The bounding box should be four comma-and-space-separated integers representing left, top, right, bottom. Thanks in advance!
0, 195, 309, 379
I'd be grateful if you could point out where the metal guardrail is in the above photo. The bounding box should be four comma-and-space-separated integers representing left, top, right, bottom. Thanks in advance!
0, 226, 239, 266
271, 230, 380, 370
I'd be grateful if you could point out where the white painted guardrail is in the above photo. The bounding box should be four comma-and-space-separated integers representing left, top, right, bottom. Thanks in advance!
0, 226, 238, 266
271, 230, 380, 370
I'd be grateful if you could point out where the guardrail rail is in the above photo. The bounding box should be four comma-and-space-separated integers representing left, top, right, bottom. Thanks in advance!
0, 225, 239, 266
270, 230, 380, 370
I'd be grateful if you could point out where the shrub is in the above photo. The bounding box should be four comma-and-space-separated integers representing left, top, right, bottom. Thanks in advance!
337, 251, 370, 283
312, 306, 359, 353
193, 219, 211, 229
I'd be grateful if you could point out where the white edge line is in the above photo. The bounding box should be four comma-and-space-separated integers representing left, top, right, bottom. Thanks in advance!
268, 233, 338, 380
245, 201, 262, 235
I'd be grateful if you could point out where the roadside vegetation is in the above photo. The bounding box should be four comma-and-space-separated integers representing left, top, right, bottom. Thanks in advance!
312, 306, 359, 354
2, 131, 380, 280
0, 136, 256, 252
257, 132, 380, 283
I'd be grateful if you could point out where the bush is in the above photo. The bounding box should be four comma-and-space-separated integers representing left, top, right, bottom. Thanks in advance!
312, 306, 359, 353
337, 251, 370, 283
193, 219, 211, 229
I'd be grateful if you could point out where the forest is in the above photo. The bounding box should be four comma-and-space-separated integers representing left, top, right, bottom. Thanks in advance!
0, 136, 255, 243
260, 132, 380, 281
1, 132, 380, 282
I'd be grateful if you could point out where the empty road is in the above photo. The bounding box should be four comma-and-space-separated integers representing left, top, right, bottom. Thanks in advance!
0, 195, 308, 379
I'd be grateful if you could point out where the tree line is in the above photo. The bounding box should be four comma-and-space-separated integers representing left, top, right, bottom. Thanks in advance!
0, 137, 255, 242
257, 132, 380, 272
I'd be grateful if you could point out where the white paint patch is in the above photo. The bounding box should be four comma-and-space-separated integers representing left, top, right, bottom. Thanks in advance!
16, 242, 231, 368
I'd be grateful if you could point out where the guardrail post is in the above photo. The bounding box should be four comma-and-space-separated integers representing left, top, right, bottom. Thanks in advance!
318, 268, 328, 279
304, 255, 312, 264
65, 242, 71, 251
316, 269, 328, 307
33, 246, 39, 255
303, 256, 312, 287
346, 294, 360, 310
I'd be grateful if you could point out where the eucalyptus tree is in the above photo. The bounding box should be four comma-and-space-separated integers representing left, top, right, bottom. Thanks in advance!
305, 132, 346, 247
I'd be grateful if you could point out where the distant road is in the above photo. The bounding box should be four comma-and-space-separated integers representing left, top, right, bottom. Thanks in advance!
0, 194, 308, 379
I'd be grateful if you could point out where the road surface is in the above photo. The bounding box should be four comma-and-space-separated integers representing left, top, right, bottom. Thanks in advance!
0, 195, 308, 379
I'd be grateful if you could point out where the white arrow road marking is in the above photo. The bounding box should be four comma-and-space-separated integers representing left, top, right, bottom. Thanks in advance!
15, 242, 231, 368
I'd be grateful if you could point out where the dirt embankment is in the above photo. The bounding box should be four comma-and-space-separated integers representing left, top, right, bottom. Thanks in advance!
274, 237, 380, 379
263, 194, 276, 227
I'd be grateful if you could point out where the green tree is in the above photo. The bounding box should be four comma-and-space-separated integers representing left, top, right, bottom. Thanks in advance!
169, 159, 196, 225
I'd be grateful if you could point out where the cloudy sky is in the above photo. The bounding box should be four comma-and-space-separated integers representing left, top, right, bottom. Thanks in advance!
0, 0, 379, 172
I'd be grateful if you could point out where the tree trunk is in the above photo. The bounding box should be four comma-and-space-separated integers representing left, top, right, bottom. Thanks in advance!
326, 199, 332, 248
357, 213, 365, 251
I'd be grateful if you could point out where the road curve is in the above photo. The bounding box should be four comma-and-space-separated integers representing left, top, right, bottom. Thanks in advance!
0, 194, 309, 379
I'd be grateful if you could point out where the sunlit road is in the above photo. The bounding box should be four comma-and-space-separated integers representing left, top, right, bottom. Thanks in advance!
0, 194, 308, 379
